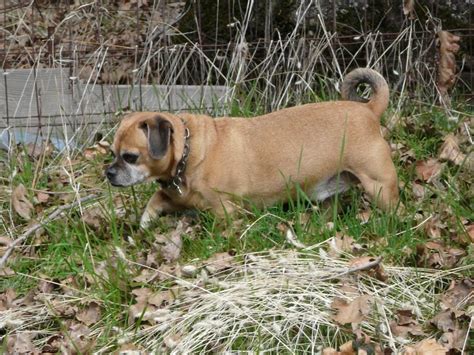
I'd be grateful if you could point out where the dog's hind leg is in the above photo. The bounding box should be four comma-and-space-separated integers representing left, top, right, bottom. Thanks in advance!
350, 142, 399, 210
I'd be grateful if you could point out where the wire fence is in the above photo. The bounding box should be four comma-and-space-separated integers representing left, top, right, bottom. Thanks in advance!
0, 0, 472, 147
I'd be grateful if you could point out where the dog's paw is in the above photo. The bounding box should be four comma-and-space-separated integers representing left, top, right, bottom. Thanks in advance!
140, 211, 155, 229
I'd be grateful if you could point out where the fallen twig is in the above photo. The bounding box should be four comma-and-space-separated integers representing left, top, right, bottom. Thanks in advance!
320, 256, 383, 281
0, 194, 97, 269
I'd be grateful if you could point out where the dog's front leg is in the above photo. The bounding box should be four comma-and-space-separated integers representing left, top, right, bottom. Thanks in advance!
140, 190, 181, 228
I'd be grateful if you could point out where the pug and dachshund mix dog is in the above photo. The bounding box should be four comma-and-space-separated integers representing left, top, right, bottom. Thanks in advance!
106, 68, 399, 228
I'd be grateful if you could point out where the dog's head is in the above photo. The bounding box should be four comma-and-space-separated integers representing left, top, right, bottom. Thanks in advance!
106, 113, 186, 187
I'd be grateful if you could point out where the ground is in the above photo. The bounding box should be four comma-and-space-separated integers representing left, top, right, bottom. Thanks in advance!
0, 101, 473, 353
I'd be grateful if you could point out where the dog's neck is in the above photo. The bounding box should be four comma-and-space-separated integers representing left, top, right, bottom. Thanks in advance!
158, 123, 190, 195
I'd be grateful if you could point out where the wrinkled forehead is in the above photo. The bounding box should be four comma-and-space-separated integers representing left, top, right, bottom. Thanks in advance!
112, 116, 146, 154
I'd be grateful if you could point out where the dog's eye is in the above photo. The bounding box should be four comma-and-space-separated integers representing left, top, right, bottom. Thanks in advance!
122, 153, 139, 164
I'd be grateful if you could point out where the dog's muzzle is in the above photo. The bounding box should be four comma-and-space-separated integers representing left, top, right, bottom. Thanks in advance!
106, 165, 122, 186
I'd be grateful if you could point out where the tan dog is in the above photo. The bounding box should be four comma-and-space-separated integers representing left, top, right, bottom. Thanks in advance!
106, 68, 399, 228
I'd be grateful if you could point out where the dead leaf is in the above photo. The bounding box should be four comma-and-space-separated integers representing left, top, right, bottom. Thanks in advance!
24, 140, 54, 160
429, 310, 455, 332
38, 279, 56, 294
415, 159, 443, 182
411, 182, 426, 199
83, 141, 110, 160
329, 233, 362, 257
464, 224, 474, 243
356, 210, 371, 224
348, 256, 387, 281
403, 338, 448, 355
441, 279, 473, 310
403, 0, 415, 19
439, 134, 466, 165
50, 299, 78, 317
64, 322, 95, 353
439, 327, 468, 350
12, 184, 34, 220
118, 343, 145, 352
164, 333, 181, 350
390, 309, 426, 337
284, 226, 306, 249
331, 295, 372, 325
7, 333, 37, 354
76, 301, 101, 326
0, 288, 17, 311
424, 217, 445, 239
154, 220, 186, 263
82, 206, 105, 230
36, 191, 50, 204
417, 241, 465, 269
41, 334, 63, 353
0, 235, 12, 257
148, 286, 181, 308
322, 338, 383, 355
322, 340, 355, 355
204, 252, 235, 274
437, 31, 461, 103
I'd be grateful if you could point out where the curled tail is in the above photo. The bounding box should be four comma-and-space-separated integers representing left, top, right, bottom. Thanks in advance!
341, 68, 389, 119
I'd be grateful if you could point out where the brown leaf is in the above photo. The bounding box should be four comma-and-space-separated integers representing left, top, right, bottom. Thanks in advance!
24, 140, 54, 159
424, 216, 446, 239
204, 252, 235, 274
403, 0, 415, 19
12, 184, 34, 220
118, 343, 145, 352
148, 286, 181, 308
164, 333, 182, 350
356, 210, 371, 224
439, 134, 466, 165
390, 309, 426, 337
403, 338, 448, 355
415, 159, 443, 182
7, 333, 37, 354
429, 310, 455, 332
411, 182, 426, 199
154, 220, 186, 263
76, 301, 101, 326
348, 256, 387, 281
83, 141, 109, 160
322, 341, 355, 355
439, 327, 468, 350
50, 299, 78, 317
418, 241, 465, 269
464, 224, 474, 243
329, 233, 361, 257
0, 288, 17, 311
82, 206, 105, 230
64, 322, 95, 353
441, 279, 473, 310
36, 191, 50, 204
331, 295, 372, 325
0, 235, 13, 257
38, 279, 56, 294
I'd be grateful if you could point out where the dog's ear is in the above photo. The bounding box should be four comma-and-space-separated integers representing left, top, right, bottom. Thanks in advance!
140, 116, 173, 160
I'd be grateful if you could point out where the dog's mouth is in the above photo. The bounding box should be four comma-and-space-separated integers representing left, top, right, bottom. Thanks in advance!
108, 180, 126, 187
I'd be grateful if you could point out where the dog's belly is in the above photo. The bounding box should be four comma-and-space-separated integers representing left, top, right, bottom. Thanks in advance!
310, 172, 354, 201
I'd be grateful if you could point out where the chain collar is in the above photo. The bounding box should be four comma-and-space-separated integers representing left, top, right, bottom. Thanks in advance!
158, 124, 190, 195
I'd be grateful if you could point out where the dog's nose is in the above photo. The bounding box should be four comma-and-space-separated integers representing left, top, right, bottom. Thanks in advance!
106, 166, 117, 180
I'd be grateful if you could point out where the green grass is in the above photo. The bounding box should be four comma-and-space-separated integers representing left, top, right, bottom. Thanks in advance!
0, 99, 472, 352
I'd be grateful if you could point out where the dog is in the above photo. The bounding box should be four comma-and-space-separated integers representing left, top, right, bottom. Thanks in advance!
106, 68, 399, 228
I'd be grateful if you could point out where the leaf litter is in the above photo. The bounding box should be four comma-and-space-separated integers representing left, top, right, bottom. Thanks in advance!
91, 245, 470, 353
1, 115, 473, 352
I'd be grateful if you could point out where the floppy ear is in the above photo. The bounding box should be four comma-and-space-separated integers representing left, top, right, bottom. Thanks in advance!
140, 116, 172, 160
